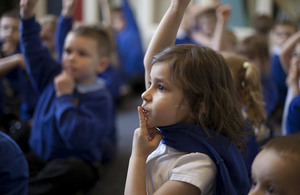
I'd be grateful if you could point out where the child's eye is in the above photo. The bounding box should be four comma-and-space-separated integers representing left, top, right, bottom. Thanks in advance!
78, 51, 88, 57
64, 48, 71, 55
158, 84, 166, 91
267, 185, 275, 193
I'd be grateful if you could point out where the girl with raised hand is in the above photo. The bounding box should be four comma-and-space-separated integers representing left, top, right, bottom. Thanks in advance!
124, 0, 250, 194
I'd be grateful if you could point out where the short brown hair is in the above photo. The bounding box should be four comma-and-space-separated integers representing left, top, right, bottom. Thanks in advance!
70, 25, 111, 58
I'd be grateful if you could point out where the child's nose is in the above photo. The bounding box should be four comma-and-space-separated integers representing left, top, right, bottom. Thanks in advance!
141, 89, 152, 102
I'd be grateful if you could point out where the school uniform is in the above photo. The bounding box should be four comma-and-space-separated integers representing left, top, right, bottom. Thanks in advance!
270, 49, 287, 104
286, 94, 300, 134
0, 131, 28, 195
20, 16, 116, 194
115, 0, 144, 81
150, 123, 250, 195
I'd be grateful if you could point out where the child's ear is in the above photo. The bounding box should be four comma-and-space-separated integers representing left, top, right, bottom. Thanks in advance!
96, 57, 110, 74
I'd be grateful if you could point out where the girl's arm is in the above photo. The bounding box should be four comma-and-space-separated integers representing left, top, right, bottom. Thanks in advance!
280, 31, 300, 73
143, 0, 191, 89
211, 5, 231, 51
124, 107, 162, 195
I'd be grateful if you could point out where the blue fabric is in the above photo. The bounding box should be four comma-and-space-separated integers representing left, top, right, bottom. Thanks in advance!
157, 123, 250, 195
261, 75, 279, 117
20, 16, 116, 163
115, 0, 144, 79
270, 54, 287, 104
0, 38, 38, 122
98, 65, 123, 102
0, 78, 4, 115
286, 95, 300, 134
175, 36, 199, 45
0, 131, 28, 195
242, 129, 259, 179
0, 41, 22, 94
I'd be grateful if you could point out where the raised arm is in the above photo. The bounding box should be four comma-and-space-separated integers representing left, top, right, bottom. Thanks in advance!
56, 0, 77, 62
0, 54, 25, 76
211, 5, 231, 51
280, 31, 300, 73
144, 0, 191, 89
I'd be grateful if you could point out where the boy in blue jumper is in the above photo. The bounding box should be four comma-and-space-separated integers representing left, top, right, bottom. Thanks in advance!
20, 0, 116, 194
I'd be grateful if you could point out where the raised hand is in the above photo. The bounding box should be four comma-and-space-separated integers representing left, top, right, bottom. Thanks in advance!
216, 4, 231, 22
62, 0, 77, 18
131, 106, 162, 159
19, 0, 38, 19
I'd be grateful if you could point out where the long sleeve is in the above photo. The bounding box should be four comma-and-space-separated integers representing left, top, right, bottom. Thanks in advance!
20, 16, 61, 93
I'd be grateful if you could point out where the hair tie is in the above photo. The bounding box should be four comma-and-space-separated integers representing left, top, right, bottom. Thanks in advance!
243, 61, 250, 69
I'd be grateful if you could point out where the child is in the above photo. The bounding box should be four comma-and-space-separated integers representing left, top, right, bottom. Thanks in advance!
249, 133, 300, 194
0, 9, 22, 116
38, 14, 58, 59
0, 131, 28, 195
124, 0, 250, 194
270, 20, 297, 106
20, 0, 116, 193
56, 0, 123, 104
99, 0, 145, 94
223, 53, 269, 141
236, 34, 279, 120
281, 31, 300, 135
0, 9, 37, 132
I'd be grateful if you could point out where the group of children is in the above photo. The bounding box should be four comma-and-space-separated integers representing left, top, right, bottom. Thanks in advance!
0, 0, 300, 194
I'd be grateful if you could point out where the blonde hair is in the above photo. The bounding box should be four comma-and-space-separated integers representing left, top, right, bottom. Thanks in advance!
38, 14, 58, 32
223, 52, 267, 132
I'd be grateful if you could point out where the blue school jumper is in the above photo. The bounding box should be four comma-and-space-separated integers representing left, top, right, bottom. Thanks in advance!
286, 95, 300, 134
157, 123, 250, 195
271, 53, 287, 104
261, 76, 279, 117
55, 15, 73, 63
115, 0, 144, 80
20, 16, 116, 163
0, 131, 28, 195
0, 40, 38, 122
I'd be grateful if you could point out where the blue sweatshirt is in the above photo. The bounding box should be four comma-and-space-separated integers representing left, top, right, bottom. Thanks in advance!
157, 123, 250, 195
115, 0, 144, 79
286, 95, 300, 134
0, 131, 28, 195
20, 16, 116, 163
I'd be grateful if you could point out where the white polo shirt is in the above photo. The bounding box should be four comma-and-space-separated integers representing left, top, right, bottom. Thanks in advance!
146, 142, 217, 195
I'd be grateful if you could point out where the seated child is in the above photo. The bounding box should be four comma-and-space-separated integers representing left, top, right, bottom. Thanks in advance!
270, 20, 297, 105
125, 0, 250, 194
237, 34, 279, 119
249, 133, 300, 194
20, 0, 116, 193
281, 31, 300, 134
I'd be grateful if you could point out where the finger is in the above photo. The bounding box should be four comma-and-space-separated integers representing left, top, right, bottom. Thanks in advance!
137, 106, 147, 130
